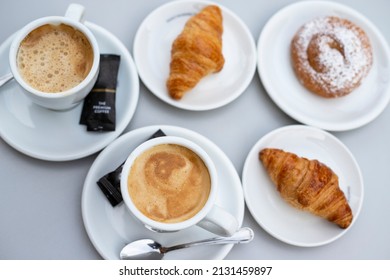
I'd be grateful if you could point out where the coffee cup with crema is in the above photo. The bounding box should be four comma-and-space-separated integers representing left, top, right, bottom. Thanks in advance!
9, 4, 100, 110
120, 136, 239, 237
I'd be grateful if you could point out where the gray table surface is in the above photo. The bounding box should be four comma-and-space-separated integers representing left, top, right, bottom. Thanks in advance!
1, 0, 389, 260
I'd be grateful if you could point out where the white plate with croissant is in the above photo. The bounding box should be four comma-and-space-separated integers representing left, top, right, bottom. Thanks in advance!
242, 125, 364, 247
133, 0, 256, 110
257, 1, 390, 131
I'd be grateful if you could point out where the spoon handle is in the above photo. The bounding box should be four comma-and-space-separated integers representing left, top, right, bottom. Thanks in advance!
0, 73, 13, 88
161, 227, 254, 254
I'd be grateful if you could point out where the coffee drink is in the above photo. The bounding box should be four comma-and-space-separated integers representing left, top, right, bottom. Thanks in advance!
16, 23, 94, 93
127, 144, 211, 223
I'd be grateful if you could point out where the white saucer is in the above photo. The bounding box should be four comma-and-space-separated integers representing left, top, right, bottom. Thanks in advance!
257, 1, 390, 131
81, 125, 244, 260
133, 0, 256, 111
0, 22, 139, 161
242, 125, 364, 247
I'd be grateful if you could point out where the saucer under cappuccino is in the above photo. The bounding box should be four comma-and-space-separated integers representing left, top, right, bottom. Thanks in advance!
127, 143, 211, 223
17, 23, 94, 93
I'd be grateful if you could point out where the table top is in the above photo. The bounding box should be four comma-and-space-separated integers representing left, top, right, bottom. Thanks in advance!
1, 0, 389, 260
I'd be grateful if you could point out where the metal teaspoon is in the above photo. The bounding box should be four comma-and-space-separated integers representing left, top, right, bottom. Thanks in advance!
120, 227, 254, 260
0, 73, 13, 88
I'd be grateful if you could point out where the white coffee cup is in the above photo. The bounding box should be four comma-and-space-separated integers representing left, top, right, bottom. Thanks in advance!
8, 4, 100, 110
120, 136, 239, 237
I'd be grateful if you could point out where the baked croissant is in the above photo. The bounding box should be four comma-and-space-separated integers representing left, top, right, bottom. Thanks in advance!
166, 5, 224, 100
259, 148, 353, 229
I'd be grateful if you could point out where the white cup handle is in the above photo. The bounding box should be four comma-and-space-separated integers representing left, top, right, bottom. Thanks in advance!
65, 3, 85, 23
197, 205, 238, 237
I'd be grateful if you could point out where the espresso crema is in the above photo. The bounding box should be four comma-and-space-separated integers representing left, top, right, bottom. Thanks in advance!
127, 144, 211, 223
17, 23, 94, 93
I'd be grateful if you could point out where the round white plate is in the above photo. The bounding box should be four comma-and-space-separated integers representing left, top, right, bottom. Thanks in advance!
257, 1, 390, 131
0, 22, 139, 161
242, 125, 364, 247
82, 125, 244, 260
133, 0, 256, 111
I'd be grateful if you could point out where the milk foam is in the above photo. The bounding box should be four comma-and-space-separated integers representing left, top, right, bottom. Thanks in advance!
17, 24, 94, 93
128, 144, 211, 223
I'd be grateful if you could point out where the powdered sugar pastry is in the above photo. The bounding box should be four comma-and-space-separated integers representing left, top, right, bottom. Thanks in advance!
291, 16, 373, 98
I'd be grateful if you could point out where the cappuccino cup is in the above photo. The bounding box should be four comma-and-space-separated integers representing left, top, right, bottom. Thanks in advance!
9, 4, 100, 110
120, 136, 239, 237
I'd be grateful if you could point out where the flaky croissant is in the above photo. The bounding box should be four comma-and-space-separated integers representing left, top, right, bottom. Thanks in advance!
166, 5, 224, 100
259, 148, 353, 229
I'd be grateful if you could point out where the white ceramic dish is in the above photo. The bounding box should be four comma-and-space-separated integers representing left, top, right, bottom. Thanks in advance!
257, 1, 390, 131
0, 22, 139, 161
133, 0, 256, 111
81, 125, 245, 260
242, 125, 364, 247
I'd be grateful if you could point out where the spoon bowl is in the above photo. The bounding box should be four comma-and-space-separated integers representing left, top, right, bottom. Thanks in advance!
121, 239, 163, 260
120, 227, 254, 260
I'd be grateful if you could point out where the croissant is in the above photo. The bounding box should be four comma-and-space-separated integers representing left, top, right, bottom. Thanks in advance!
259, 148, 353, 229
166, 5, 224, 100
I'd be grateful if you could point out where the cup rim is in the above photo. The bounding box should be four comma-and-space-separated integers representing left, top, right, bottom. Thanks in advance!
8, 16, 100, 98
120, 136, 218, 232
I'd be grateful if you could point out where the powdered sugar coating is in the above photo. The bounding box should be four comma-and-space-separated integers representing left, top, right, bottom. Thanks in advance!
291, 16, 373, 98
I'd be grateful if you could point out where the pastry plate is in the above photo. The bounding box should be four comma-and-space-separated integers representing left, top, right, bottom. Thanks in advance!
0, 22, 139, 161
133, 0, 256, 111
82, 125, 245, 259
242, 125, 364, 247
257, 1, 390, 131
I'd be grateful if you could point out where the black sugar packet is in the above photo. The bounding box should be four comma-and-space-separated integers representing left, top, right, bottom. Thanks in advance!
80, 54, 120, 131
97, 129, 166, 207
